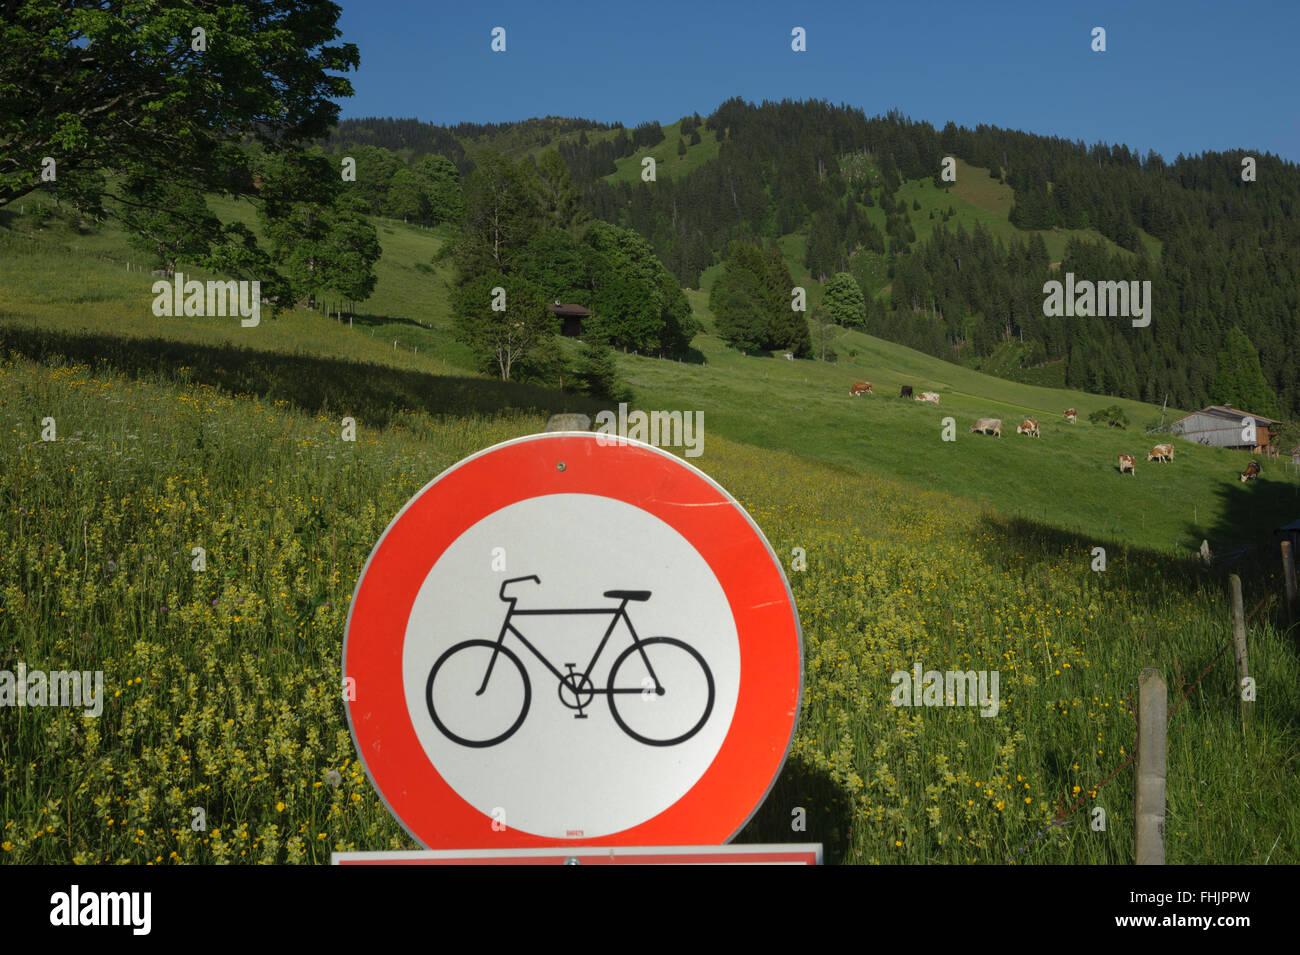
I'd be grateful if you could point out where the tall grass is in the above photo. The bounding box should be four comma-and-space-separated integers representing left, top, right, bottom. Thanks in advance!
1, 356, 1295, 864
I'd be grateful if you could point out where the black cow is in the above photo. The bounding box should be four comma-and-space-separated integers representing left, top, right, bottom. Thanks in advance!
900, 385, 913, 399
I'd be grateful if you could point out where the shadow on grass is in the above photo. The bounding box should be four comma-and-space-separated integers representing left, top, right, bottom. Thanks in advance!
972, 512, 1215, 597
0, 324, 606, 428
731, 753, 856, 865
1197, 470, 1299, 557
344, 311, 430, 331
973, 509, 1299, 676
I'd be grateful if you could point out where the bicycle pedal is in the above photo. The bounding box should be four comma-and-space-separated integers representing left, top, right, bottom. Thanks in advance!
574, 713, 588, 720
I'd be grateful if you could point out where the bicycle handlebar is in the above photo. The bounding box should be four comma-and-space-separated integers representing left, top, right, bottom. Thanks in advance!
499, 575, 541, 601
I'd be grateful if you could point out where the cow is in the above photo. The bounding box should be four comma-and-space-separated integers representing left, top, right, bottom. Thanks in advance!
1016, 419, 1040, 437
916, 391, 940, 404
849, 381, 873, 396
900, 385, 914, 399
1065, 408, 1077, 423
1118, 453, 1136, 476
1147, 444, 1174, 463
1240, 460, 1260, 483
970, 418, 1002, 437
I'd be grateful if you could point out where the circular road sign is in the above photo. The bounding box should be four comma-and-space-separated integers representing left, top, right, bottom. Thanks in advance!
343, 432, 802, 849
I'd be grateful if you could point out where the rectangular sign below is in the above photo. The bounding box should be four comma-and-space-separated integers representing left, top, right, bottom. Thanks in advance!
332, 844, 823, 865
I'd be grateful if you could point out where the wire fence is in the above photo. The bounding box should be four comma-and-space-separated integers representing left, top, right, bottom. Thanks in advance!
1006, 586, 1278, 863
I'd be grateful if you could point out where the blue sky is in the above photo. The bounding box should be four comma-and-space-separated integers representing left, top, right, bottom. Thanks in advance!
335, 0, 1300, 163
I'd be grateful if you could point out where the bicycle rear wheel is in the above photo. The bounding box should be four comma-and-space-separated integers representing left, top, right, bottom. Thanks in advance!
427, 639, 531, 747
607, 637, 714, 746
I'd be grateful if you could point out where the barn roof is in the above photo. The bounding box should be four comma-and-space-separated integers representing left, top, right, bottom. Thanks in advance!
548, 303, 591, 317
1172, 405, 1283, 426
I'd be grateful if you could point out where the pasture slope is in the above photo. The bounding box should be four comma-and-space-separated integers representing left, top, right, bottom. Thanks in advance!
0, 205, 1297, 866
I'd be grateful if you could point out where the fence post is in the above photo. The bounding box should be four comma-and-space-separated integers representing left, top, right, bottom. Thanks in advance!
1229, 574, 1252, 728
1282, 541, 1297, 625
1134, 667, 1167, 865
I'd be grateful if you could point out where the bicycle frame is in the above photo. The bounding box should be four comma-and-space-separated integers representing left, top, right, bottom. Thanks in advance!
475, 600, 658, 698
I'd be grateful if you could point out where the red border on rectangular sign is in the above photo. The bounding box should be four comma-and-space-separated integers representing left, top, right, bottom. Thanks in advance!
332, 844, 823, 865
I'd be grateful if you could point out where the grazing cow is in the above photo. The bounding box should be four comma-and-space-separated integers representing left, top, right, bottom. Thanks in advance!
1147, 444, 1174, 463
970, 418, 1002, 437
1118, 453, 1136, 476
1016, 419, 1040, 437
900, 385, 914, 399
849, 381, 873, 396
916, 391, 940, 404
1065, 408, 1077, 423
1240, 460, 1260, 483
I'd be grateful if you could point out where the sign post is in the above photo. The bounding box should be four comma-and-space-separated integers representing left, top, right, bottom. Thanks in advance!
337, 432, 808, 861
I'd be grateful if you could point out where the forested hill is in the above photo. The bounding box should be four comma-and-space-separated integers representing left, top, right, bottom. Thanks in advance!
323, 100, 1300, 420
569, 98, 1299, 420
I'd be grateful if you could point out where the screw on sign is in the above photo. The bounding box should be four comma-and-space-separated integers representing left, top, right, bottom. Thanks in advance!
341, 432, 803, 850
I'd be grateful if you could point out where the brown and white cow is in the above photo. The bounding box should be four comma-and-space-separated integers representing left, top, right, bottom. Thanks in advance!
1016, 419, 1040, 437
1147, 444, 1174, 463
915, 391, 940, 404
970, 418, 1002, 437
1118, 453, 1136, 476
900, 385, 914, 399
849, 381, 873, 396
1240, 460, 1261, 482
1065, 408, 1077, 423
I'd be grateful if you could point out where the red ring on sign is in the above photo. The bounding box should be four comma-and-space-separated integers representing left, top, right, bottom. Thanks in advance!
343, 433, 802, 848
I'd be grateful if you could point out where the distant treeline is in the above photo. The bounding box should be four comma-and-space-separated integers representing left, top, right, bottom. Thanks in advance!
321, 115, 621, 174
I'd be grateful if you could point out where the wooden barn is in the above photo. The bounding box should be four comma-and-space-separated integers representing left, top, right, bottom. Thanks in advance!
549, 302, 591, 338
1170, 404, 1283, 454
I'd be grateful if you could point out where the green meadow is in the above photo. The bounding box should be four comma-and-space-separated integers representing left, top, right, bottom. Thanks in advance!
1, 184, 1297, 865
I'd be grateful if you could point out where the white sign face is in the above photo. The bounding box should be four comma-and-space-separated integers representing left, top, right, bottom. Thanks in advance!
401, 493, 741, 840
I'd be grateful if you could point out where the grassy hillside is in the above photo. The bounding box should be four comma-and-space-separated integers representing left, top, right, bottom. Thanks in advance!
2, 208, 1294, 556
603, 120, 722, 185
0, 353, 1295, 865
861, 158, 1162, 263
620, 326, 1296, 554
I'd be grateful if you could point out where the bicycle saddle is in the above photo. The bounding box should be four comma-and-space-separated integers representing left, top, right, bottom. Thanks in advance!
604, 590, 651, 602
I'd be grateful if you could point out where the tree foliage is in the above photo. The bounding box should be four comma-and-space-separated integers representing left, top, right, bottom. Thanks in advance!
453, 151, 697, 359
573, 342, 627, 401
0, 0, 358, 240
1088, 405, 1130, 428
257, 152, 380, 308
457, 148, 540, 276
452, 273, 554, 381
1211, 327, 1279, 417
822, 272, 867, 329
710, 242, 811, 356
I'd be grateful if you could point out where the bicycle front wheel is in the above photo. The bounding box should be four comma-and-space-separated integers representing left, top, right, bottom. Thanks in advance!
607, 637, 714, 746
427, 639, 531, 748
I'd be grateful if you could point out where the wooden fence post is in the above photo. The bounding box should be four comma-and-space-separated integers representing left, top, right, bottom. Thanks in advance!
1229, 574, 1252, 727
1134, 667, 1167, 865
1282, 541, 1297, 625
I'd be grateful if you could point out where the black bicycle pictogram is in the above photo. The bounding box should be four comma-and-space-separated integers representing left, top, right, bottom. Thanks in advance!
426, 575, 714, 748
